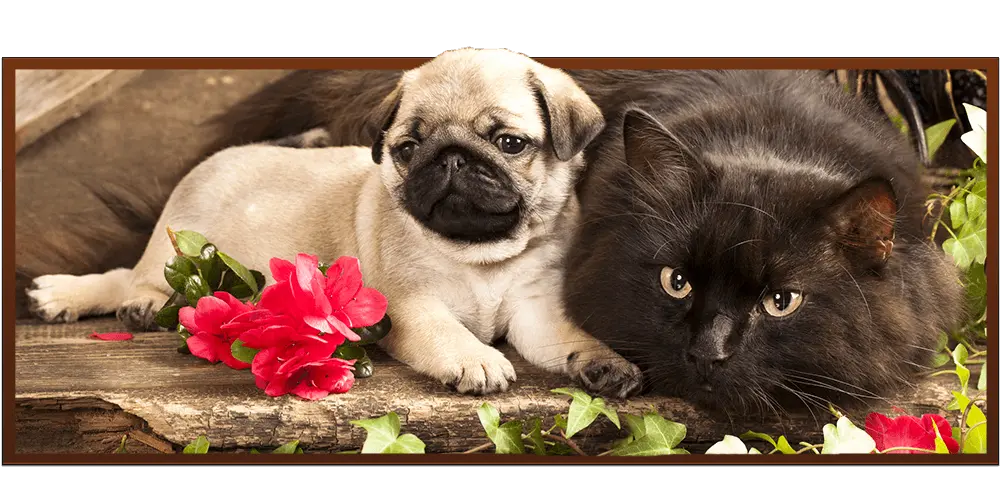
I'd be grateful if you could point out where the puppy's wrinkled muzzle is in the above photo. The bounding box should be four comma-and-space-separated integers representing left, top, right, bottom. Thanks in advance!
403, 146, 521, 243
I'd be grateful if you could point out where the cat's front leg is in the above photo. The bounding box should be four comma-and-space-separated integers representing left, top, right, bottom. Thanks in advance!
505, 298, 643, 399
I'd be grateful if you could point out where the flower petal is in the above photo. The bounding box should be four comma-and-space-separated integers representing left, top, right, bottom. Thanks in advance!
192, 295, 232, 335
294, 253, 321, 293
269, 257, 296, 284
187, 334, 222, 363
178, 306, 198, 333
89, 331, 133, 342
341, 287, 388, 328
326, 256, 363, 306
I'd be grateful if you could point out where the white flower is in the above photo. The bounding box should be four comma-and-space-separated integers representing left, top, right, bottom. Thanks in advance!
705, 435, 761, 454
960, 103, 987, 164
821, 416, 876, 454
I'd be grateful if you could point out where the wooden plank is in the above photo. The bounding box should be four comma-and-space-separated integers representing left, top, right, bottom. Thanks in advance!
14, 69, 143, 153
14, 318, 974, 454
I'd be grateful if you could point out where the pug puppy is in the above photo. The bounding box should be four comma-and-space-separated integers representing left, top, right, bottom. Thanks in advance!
26, 48, 643, 398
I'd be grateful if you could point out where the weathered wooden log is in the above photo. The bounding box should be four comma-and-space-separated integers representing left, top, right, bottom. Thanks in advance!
14, 318, 975, 454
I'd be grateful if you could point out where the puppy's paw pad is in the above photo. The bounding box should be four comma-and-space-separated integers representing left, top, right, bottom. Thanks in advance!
116, 299, 165, 332
441, 345, 517, 395
26, 275, 86, 323
576, 357, 644, 400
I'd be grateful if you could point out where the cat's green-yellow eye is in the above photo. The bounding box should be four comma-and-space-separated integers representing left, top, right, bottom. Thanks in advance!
660, 266, 692, 299
762, 291, 804, 317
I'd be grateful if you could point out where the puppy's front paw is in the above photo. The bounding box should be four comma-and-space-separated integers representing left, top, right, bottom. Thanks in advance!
439, 343, 517, 395
26, 275, 90, 323
569, 350, 644, 400
116, 297, 167, 332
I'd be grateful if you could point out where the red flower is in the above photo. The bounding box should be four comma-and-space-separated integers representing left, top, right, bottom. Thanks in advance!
179, 291, 256, 370
258, 254, 387, 343
253, 350, 355, 400
865, 412, 960, 454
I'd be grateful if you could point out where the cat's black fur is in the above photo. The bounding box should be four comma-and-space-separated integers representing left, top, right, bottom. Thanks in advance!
565, 70, 967, 414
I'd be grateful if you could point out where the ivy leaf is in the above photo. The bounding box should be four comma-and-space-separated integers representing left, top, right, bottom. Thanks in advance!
350, 412, 426, 454
952, 344, 969, 366
173, 230, 209, 257
942, 238, 972, 270
951, 391, 987, 454
249, 449, 260, 454
924, 119, 956, 161
609, 412, 687, 456
184, 275, 211, 306
218, 251, 260, 294
977, 365, 986, 391
526, 418, 546, 455
821, 416, 875, 454
623, 413, 646, 440
476, 403, 524, 453
551, 387, 620, 438
740, 431, 795, 454
164, 255, 198, 294
554, 414, 567, 432
182, 435, 210, 454
949, 200, 968, 229
272, 440, 300, 454
966, 184, 987, 223
230, 339, 259, 364
931, 424, 950, 454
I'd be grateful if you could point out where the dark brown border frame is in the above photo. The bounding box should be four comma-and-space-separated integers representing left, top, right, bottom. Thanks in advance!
2, 56, 998, 465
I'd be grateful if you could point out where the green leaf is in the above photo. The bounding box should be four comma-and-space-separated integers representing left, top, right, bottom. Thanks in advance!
218, 251, 259, 293
952, 344, 969, 366
977, 365, 986, 391
350, 412, 425, 454
197, 244, 223, 288
334, 345, 373, 377
739, 431, 795, 454
705, 435, 750, 454
230, 339, 259, 364
821, 416, 875, 454
609, 412, 687, 456
951, 392, 988, 454
249, 449, 261, 454
272, 440, 300, 454
184, 275, 211, 307
347, 315, 393, 346
924, 119, 956, 161
775, 436, 796, 455
164, 255, 198, 294
474, 404, 525, 453
114, 435, 128, 454
551, 387, 620, 438
966, 183, 987, 222
931, 424, 950, 454
154, 305, 182, 330
526, 418, 546, 455
942, 238, 971, 270
182, 435, 210, 454
930, 352, 951, 368
623, 413, 646, 440
949, 200, 968, 229
174, 230, 209, 257
554, 414, 567, 432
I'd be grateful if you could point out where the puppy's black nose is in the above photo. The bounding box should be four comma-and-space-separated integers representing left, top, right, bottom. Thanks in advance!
438, 148, 467, 171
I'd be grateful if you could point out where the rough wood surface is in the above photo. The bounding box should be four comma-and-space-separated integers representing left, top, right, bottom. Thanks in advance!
14, 69, 143, 152
15, 318, 971, 454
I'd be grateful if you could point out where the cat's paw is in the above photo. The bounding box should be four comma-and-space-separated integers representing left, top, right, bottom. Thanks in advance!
26, 274, 93, 323
570, 351, 644, 400
437, 343, 517, 395
116, 296, 168, 332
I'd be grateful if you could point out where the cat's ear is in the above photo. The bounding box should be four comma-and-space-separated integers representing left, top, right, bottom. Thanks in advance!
827, 178, 898, 269
622, 108, 702, 190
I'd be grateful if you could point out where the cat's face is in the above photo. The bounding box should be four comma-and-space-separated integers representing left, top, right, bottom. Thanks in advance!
566, 107, 962, 414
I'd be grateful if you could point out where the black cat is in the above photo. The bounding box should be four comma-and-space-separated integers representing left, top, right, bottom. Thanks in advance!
564, 70, 968, 414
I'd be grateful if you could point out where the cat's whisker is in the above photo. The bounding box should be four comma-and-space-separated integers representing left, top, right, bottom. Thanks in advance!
706, 201, 778, 223
838, 263, 873, 323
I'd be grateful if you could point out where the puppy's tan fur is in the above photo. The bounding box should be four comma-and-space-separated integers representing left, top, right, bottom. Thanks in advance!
27, 48, 642, 397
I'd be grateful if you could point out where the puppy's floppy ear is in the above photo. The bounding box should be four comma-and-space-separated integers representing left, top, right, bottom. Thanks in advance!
529, 68, 605, 161
370, 83, 404, 164
826, 178, 898, 269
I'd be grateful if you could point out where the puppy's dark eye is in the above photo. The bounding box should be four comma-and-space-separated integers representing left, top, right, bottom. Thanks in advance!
761, 291, 804, 318
660, 266, 692, 299
496, 135, 527, 154
395, 142, 418, 163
